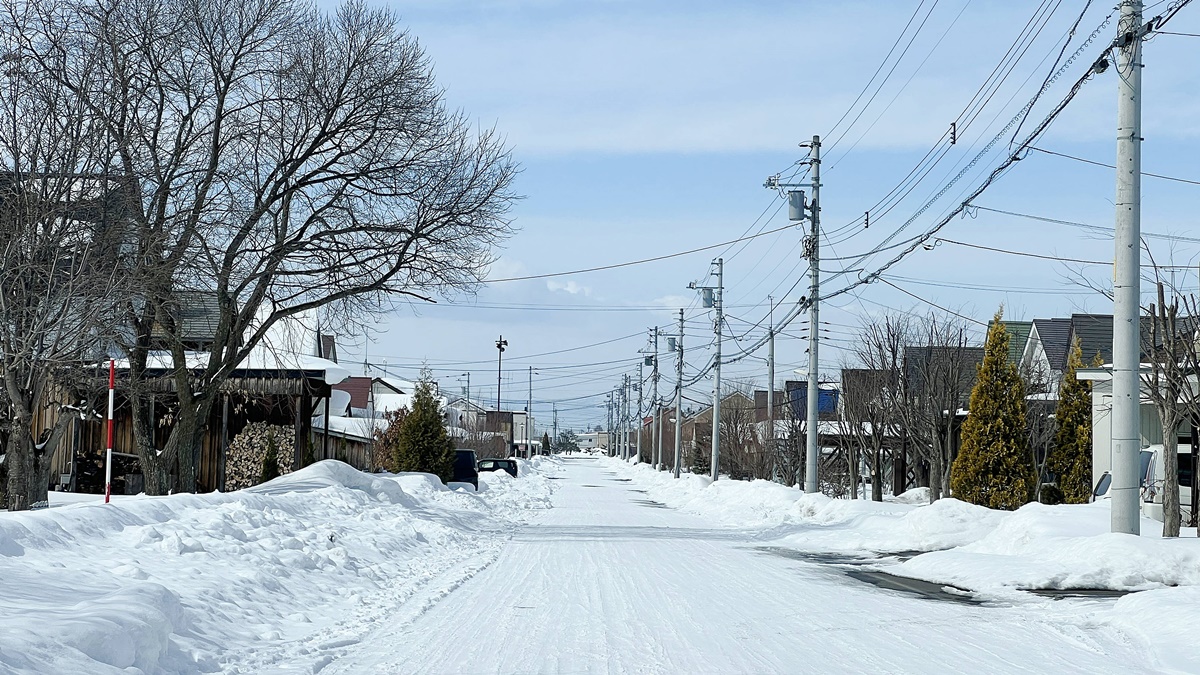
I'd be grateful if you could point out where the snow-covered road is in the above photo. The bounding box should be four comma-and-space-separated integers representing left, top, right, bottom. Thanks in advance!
317, 457, 1149, 674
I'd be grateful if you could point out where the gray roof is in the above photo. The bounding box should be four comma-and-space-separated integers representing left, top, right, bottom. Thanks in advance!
1070, 314, 1113, 365
152, 291, 222, 346
1032, 318, 1073, 371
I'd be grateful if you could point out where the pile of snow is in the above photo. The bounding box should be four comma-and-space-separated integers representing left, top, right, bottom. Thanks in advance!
0, 459, 557, 674
893, 501, 1200, 593
606, 458, 1000, 552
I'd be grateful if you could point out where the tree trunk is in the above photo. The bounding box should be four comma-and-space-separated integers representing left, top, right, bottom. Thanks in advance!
929, 452, 943, 502
940, 423, 954, 499
871, 448, 883, 501
848, 445, 859, 499
5, 433, 31, 511
1163, 415, 1181, 537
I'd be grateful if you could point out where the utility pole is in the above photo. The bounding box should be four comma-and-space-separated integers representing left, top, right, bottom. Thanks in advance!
628, 369, 638, 458
495, 336, 507, 410
553, 403, 558, 449
713, 259, 723, 481
805, 136, 821, 494
526, 366, 537, 459
1111, 0, 1143, 535
652, 327, 661, 470
765, 137, 821, 492
636, 360, 644, 463
674, 309, 685, 479
618, 375, 627, 460
607, 393, 614, 456
689, 259, 725, 480
767, 296, 775, 477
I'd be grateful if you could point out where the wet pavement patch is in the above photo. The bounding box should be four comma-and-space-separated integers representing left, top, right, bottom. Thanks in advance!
1023, 588, 1134, 600
581, 485, 602, 488
844, 569, 985, 605
754, 547, 985, 605
754, 547, 920, 565
633, 499, 669, 509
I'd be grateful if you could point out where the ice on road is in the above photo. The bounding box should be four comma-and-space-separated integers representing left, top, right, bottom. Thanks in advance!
323, 457, 1147, 674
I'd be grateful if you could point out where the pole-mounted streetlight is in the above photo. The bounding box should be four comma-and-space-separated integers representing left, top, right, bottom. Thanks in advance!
495, 336, 507, 410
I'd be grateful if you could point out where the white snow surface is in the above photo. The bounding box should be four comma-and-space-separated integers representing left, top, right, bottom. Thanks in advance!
0, 458, 557, 673
4, 453, 1198, 673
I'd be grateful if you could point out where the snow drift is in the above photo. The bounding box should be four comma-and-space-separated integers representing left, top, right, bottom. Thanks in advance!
0, 458, 559, 674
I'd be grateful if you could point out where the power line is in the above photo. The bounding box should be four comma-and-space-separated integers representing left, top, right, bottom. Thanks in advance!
878, 278, 989, 326
933, 236, 1108, 264
1028, 146, 1200, 185
484, 221, 799, 284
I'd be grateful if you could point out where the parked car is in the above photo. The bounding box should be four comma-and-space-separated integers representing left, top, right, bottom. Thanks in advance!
453, 449, 479, 489
478, 458, 518, 478
1092, 445, 1195, 523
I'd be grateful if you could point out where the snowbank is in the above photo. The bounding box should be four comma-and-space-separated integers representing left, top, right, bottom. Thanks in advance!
606, 457, 1000, 552
0, 459, 557, 674
892, 501, 1200, 592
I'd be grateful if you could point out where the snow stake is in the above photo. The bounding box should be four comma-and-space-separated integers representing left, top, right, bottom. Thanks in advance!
104, 359, 115, 504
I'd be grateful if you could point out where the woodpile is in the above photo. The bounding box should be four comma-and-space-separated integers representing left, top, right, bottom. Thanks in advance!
225, 422, 294, 491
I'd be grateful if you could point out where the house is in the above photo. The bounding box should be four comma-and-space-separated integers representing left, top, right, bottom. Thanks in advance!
1076, 365, 1196, 522
1022, 318, 1073, 393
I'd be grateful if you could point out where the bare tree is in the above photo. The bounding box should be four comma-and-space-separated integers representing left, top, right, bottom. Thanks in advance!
843, 315, 909, 501
718, 393, 762, 480
1141, 280, 1197, 537
901, 314, 980, 502
0, 11, 122, 510
775, 397, 805, 488
17, 0, 517, 493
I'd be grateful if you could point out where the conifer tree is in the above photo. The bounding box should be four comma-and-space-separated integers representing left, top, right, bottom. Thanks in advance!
393, 380, 455, 483
541, 432, 552, 456
950, 309, 1036, 509
1047, 339, 1095, 504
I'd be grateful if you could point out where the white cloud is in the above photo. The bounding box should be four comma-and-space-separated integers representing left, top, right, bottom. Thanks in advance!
546, 279, 592, 296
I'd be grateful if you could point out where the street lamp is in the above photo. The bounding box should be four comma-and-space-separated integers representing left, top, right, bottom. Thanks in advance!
525, 366, 539, 459
495, 336, 507, 409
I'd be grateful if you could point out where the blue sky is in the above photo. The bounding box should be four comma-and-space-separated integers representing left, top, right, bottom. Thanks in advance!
320, 1, 1200, 430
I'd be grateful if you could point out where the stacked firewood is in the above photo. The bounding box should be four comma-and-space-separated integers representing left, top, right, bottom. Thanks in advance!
225, 422, 294, 491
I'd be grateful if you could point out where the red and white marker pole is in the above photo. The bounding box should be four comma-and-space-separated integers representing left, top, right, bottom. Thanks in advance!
104, 359, 115, 504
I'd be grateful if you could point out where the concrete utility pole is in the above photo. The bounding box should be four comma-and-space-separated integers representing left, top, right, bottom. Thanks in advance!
636, 360, 644, 463
674, 309, 685, 479
607, 393, 614, 456
804, 136, 822, 494
711, 259, 724, 481
622, 374, 631, 460
652, 327, 661, 470
1111, 0, 1143, 535
552, 403, 558, 449
532, 365, 537, 458
767, 296, 775, 475
765, 145, 820, 491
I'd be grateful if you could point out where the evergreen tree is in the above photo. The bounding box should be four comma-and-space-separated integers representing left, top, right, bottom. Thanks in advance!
1046, 339, 1095, 504
557, 430, 581, 454
950, 309, 1036, 510
541, 432, 552, 456
373, 407, 410, 473
392, 380, 455, 483
259, 430, 281, 484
